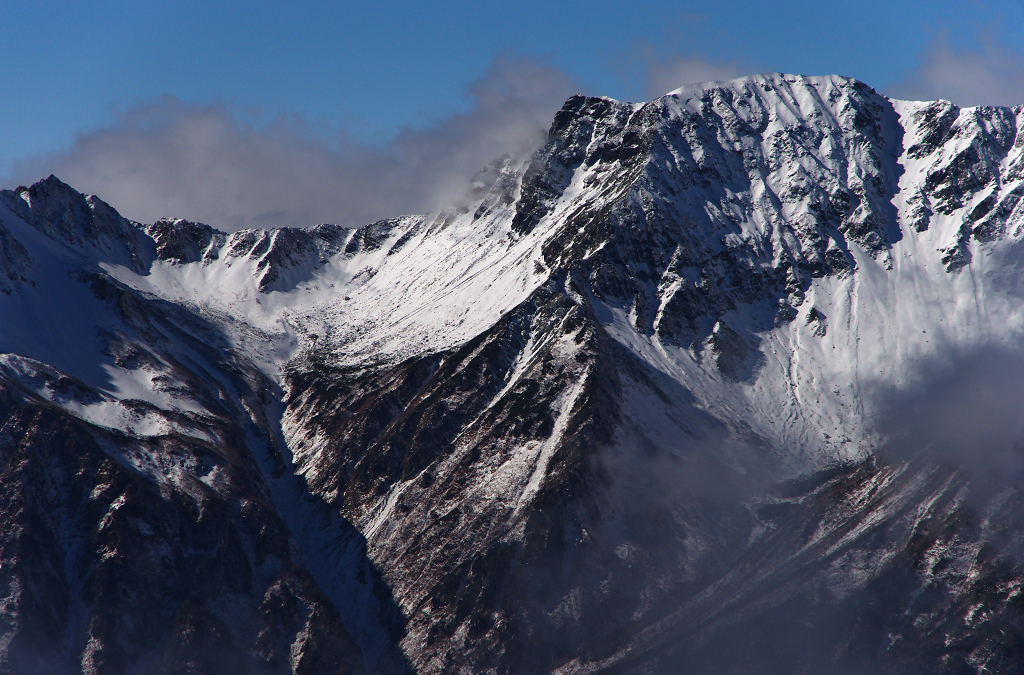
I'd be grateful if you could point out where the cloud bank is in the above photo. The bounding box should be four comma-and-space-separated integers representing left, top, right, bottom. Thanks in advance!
8, 57, 576, 231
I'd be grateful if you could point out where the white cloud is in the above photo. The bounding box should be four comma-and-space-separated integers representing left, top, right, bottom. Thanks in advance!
888, 30, 1024, 107
644, 55, 743, 99
7, 56, 577, 231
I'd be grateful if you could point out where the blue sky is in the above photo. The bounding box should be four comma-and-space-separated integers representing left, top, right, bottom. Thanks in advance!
3, 0, 1024, 229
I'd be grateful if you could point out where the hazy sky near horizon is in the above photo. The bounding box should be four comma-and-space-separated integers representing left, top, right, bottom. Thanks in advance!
3, 0, 1024, 229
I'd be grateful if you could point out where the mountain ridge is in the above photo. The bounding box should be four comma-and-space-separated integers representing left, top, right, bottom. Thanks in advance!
2, 72, 1024, 673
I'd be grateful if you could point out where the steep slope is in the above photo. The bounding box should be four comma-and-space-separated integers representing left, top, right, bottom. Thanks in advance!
2, 73, 1024, 673
0, 179, 395, 674
275, 75, 1024, 671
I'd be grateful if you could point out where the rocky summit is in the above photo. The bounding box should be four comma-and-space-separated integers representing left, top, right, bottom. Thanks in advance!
3, 73, 1024, 674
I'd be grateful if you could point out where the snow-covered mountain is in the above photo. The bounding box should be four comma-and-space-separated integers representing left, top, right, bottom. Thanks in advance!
3, 73, 1024, 674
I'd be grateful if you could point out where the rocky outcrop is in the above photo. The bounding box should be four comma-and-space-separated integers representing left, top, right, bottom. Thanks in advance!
145, 218, 226, 266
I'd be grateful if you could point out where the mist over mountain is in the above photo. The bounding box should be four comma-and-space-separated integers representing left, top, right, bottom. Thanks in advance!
2, 73, 1024, 674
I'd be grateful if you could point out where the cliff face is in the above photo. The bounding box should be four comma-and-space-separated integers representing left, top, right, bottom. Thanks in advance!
2, 73, 1024, 673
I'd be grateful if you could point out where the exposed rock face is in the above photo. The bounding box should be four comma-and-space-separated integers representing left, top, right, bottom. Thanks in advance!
0, 311, 375, 673
2, 74, 1024, 674
0, 220, 32, 294
145, 218, 226, 266
0, 366, 366, 675
0, 176, 148, 272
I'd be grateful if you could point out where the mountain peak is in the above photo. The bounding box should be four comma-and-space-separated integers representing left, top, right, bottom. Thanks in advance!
1, 173, 147, 271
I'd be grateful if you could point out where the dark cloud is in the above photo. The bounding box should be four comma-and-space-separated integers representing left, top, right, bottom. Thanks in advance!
7, 56, 577, 231
871, 344, 1024, 482
888, 29, 1024, 107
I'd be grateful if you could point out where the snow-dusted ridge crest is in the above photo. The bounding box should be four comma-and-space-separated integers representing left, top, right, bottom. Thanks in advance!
3, 72, 1024, 673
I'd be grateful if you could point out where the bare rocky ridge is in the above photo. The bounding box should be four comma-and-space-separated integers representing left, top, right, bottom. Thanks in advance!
2, 73, 1024, 673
